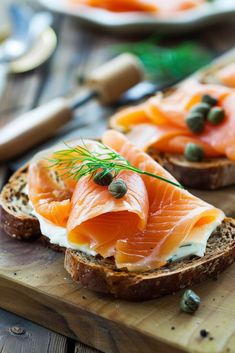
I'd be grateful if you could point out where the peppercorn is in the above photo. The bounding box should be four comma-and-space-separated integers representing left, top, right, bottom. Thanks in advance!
207, 107, 225, 125
202, 94, 218, 106
185, 112, 205, 134
93, 171, 113, 186
180, 289, 201, 314
108, 179, 128, 199
184, 143, 204, 162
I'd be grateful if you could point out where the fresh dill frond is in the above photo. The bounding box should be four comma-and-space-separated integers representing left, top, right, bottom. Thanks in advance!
112, 38, 212, 82
48, 142, 183, 189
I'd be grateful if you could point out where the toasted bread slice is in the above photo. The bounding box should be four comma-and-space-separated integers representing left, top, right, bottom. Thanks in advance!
147, 148, 235, 190
65, 218, 235, 301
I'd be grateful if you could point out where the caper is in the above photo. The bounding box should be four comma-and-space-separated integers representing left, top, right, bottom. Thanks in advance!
185, 112, 205, 134
202, 94, 218, 106
207, 107, 225, 125
184, 143, 204, 162
180, 289, 201, 314
93, 171, 113, 186
191, 102, 210, 117
108, 179, 127, 199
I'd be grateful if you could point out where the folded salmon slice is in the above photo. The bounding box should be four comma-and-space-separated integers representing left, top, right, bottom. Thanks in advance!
67, 170, 149, 258
102, 130, 224, 271
28, 139, 102, 227
28, 160, 72, 227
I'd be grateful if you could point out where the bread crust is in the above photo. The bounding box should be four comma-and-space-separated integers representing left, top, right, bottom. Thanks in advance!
64, 219, 235, 301
0, 164, 41, 240
148, 149, 235, 190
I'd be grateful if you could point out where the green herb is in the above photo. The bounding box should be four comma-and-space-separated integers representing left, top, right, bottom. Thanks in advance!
108, 179, 128, 199
184, 143, 204, 162
207, 107, 225, 125
186, 113, 205, 134
180, 289, 201, 314
112, 37, 212, 82
48, 142, 183, 189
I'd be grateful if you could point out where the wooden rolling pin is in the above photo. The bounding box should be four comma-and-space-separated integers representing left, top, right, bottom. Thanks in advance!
0, 53, 144, 162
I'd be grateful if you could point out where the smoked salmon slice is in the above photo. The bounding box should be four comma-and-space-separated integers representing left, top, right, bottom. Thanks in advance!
70, 0, 158, 12
102, 130, 224, 271
28, 139, 101, 227
70, 0, 205, 14
28, 159, 72, 227
67, 170, 149, 258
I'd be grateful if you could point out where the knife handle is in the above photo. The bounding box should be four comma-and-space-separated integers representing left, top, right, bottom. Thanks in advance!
0, 97, 73, 162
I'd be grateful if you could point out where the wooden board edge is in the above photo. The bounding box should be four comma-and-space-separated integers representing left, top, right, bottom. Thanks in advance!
0, 275, 186, 353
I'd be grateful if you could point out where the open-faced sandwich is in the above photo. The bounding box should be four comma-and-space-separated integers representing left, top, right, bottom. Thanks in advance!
1, 130, 235, 300
70, 0, 209, 17
110, 79, 235, 190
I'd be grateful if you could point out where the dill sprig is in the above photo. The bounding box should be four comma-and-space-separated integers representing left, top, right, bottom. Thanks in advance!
48, 142, 183, 189
112, 38, 212, 82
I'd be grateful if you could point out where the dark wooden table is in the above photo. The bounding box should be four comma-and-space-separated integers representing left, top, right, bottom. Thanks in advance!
1, 3, 235, 352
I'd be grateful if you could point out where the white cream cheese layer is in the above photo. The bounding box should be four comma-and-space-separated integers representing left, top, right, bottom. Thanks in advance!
166, 213, 224, 263
33, 210, 97, 256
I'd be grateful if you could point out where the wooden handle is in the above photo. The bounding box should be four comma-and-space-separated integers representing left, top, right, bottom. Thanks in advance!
0, 98, 73, 162
86, 53, 145, 104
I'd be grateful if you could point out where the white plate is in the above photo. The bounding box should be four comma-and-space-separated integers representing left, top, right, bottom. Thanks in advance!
38, 0, 235, 34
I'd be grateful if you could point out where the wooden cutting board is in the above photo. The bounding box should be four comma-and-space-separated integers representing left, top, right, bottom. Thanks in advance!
0, 228, 235, 353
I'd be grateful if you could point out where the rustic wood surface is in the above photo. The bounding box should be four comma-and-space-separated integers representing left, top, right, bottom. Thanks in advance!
1, 2, 235, 352
0, 309, 68, 353
1, 227, 235, 353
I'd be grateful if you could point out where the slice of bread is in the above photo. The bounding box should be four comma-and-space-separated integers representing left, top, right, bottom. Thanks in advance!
65, 218, 235, 301
148, 148, 235, 190
0, 165, 65, 253
1, 163, 235, 301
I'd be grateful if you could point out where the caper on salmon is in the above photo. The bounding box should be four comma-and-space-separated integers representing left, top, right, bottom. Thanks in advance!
184, 143, 204, 162
108, 179, 128, 199
93, 171, 113, 186
207, 107, 225, 125
202, 94, 218, 106
185, 112, 205, 134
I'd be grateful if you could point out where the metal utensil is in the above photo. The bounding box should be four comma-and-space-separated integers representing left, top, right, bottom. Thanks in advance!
0, 4, 52, 63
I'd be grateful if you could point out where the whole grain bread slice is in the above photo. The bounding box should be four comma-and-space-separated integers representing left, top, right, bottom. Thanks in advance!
147, 148, 235, 190
65, 218, 235, 301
